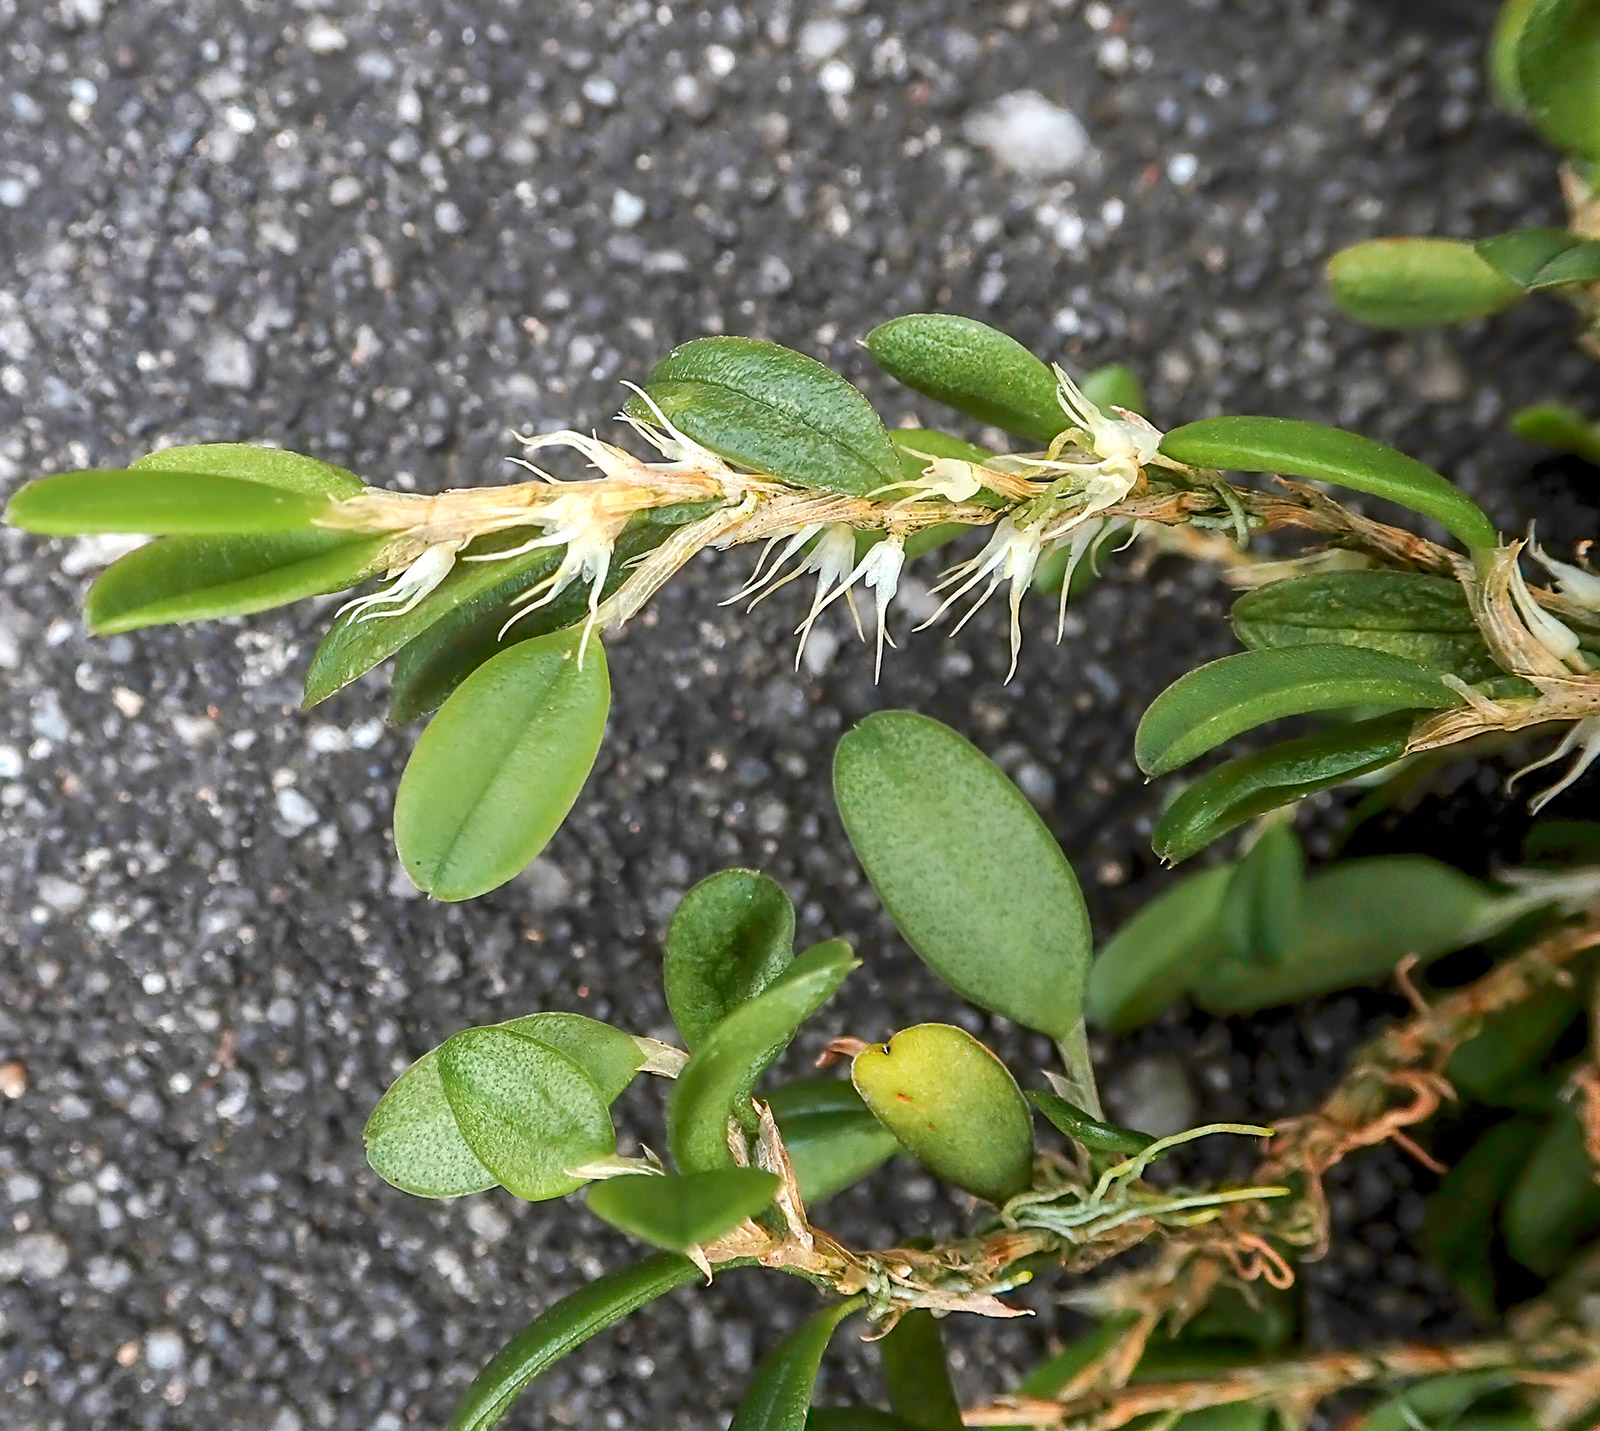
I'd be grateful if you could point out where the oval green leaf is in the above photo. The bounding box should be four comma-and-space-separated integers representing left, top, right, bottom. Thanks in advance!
1135, 647, 1454, 778
668, 941, 858, 1174
766, 1077, 900, 1205
730, 1298, 866, 1431
394, 628, 610, 901
1325, 238, 1524, 328
1158, 415, 1499, 556
448, 1252, 702, 1431
665, 869, 796, 1048
628, 337, 900, 497
6, 470, 330, 536
1477, 226, 1600, 290
864, 314, 1066, 444
833, 711, 1092, 1042
437, 1027, 616, 1201
1518, 0, 1600, 159
586, 1168, 780, 1251
1027, 1089, 1155, 1157
1490, 0, 1542, 109
879, 1310, 963, 1431
1218, 823, 1305, 967
1446, 985, 1581, 1105
1503, 1103, 1600, 1276
1153, 713, 1418, 864
131, 442, 366, 495
1510, 402, 1600, 465
852, 1024, 1034, 1204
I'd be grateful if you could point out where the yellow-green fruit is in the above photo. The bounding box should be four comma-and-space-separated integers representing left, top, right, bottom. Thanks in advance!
851, 1024, 1034, 1204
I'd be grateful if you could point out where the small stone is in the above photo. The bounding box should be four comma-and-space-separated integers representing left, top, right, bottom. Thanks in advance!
963, 91, 1093, 180
519, 857, 571, 912
328, 176, 363, 207
435, 201, 466, 234
798, 18, 849, 63
203, 331, 256, 390
303, 18, 348, 55
1105, 1055, 1197, 1140
145, 1328, 186, 1371
36, 876, 86, 913
0, 1062, 26, 1099
817, 60, 855, 97
0, 1231, 70, 1282
275, 788, 319, 834
756, 254, 794, 295
582, 76, 618, 108
611, 189, 646, 228
465, 1201, 511, 1241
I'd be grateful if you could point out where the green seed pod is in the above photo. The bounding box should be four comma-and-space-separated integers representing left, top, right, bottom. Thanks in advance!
851, 1024, 1034, 1204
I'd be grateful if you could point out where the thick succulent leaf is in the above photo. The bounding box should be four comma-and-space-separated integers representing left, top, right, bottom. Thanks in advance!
668, 941, 857, 1173
1086, 866, 1232, 1030
1152, 714, 1418, 864
1190, 856, 1505, 1013
1230, 571, 1501, 684
630, 337, 901, 497
1218, 823, 1305, 967
765, 1078, 900, 1205
1158, 416, 1500, 556
851, 1024, 1034, 1204
833, 711, 1092, 1042
1489, 0, 1542, 109
447, 1252, 702, 1431
1424, 1119, 1544, 1316
1446, 986, 1582, 1105
878, 1311, 963, 1431
1503, 1104, 1600, 1276
1477, 226, 1600, 290
1518, 0, 1600, 159
586, 1168, 780, 1251
1510, 403, 1600, 465
1325, 238, 1524, 327
1027, 1090, 1155, 1156
364, 1013, 646, 1198
394, 629, 610, 901
1135, 647, 1452, 778
665, 869, 796, 1048
437, 1028, 616, 1201
864, 314, 1066, 444
6, 469, 330, 535
730, 1298, 866, 1431
1079, 362, 1147, 416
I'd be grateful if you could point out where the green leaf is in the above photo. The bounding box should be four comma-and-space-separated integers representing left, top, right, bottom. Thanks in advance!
630, 337, 900, 497
1218, 823, 1305, 966
878, 1311, 963, 1431
1153, 714, 1417, 864
1027, 1090, 1155, 1157
1518, 0, 1600, 159
1135, 647, 1453, 779
852, 1024, 1034, 1204
1325, 238, 1524, 327
586, 1168, 780, 1251
1358, 1370, 1526, 1431
1190, 856, 1506, 1012
1167, 1409, 1272, 1431
669, 941, 857, 1174
665, 869, 797, 1048
987, 1316, 1143, 1431
1085, 866, 1232, 1030
1079, 362, 1147, 417
1158, 415, 1500, 557
731, 1298, 866, 1431
1477, 226, 1600, 289
436, 1027, 616, 1201
1490, 0, 1542, 109
864, 314, 1066, 444
1446, 985, 1582, 1104
1424, 1119, 1544, 1316
833, 711, 1093, 1042
448, 1252, 702, 1431
6, 470, 330, 536
1523, 818, 1600, 866
393, 628, 610, 901
1503, 1103, 1600, 1275
807, 1412, 918, 1431
766, 1078, 900, 1205
131, 442, 366, 495
1510, 403, 1600, 466
1231, 571, 1501, 685
364, 1013, 647, 1199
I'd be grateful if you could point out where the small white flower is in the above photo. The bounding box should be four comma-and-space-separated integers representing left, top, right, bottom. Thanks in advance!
1047, 364, 1162, 521
1509, 714, 1600, 813
919, 517, 1047, 680
335, 542, 460, 623
1527, 534, 1600, 611
791, 524, 864, 667
1051, 516, 1133, 641
849, 534, 907, 681
1509, 552, 1586, 669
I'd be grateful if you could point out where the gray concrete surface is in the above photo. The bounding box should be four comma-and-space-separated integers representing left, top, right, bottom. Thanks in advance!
1, 1, 1592, 1427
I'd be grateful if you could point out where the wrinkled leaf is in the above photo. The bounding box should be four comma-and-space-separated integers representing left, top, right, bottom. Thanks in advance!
586, 1168, 780, 1251
448, 1252, 702, 1431
878, 1311, 963, 1431
766, 1078, 900, 1205
630, 337, 901, 497
1503, 1103, 1600, 1276
1136, 647, 1452, 778
1518, 0, 1600, 159
864, 314, 1066, 444
1079, 362, 1147, 416
669, 941, 857, 1173
834, 711, 1092, 1042
1027, 1089, 1155, 1156
1158, 416, 1500, 556
1325, 238, 1524, 328
1231, 571, 1501, 684
665, 869, 796, 1048
730, 1298, 866, 1431
437, 1027, 616, 1201
1085, 866, 1232, 1030
852, 1024, 1034, 1204
1477, 226, 1600, 289
1219, 823, 1305, 966
1510, 402, 1600, 466
394, 629, 610, 901
1490, 0, 1542, 109
6, 469, 330, 535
